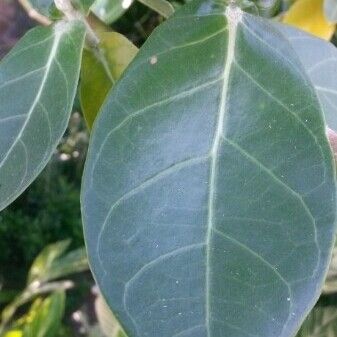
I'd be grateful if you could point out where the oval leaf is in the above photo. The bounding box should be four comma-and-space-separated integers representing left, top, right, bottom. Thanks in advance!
277, 24, 337, 131
80, 32, 138, 129
82, 2, 337, 337
0, 21, 85, 211
283, 0, 335, 40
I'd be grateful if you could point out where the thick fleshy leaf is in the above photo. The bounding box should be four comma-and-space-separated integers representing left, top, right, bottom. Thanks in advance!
277, 24, 337, 131
296, 306, 337, 337
324, 0, 337, 23
80, 32, 138, 129
283, 0, 335, 40
0, 22, 85, 211
82, 2, 336, 337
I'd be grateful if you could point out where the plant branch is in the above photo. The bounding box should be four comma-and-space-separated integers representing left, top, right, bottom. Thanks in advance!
18, 0, 52, 26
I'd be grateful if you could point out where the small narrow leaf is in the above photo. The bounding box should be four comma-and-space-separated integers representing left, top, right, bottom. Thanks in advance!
28, 240, 89, 284
283, 0, 335, 40
137, 0, 174, 18
21, 291, 65, 337
0, 21, 85, 211
82, 1, 337, 337
80, 32, 138, 129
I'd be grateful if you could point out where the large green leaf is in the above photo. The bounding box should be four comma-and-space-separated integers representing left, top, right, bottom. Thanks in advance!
276, 24, 337, 131
81, 2, 337, 337
296, 306, 337, 337
0, 22, 85, 211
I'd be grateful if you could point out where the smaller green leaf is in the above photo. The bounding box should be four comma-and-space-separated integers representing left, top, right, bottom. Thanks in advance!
296, 306, 337, 337
80, 32, 138, 129
91, 0, 132, 24
324, 0, 337, 23
137, 0, 174, 17
28, 240, 88, 284
21, 291, 65, 337
0, 21, 86, 211
28, 240, 71, 284
46, 247, 89, 281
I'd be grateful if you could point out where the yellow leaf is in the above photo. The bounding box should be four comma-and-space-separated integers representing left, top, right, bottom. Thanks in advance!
4, 330, 23, 337
283, 0, 335, 40
80, 32, 138, 130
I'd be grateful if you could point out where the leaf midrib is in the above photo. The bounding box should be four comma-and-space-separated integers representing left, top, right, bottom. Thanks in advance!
205, 7, 240, 336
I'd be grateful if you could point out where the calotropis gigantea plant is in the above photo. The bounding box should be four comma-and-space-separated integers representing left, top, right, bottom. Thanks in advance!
2, 0, 337, 336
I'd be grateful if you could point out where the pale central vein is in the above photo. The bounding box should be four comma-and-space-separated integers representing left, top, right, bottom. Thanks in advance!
205, 7, 241, 336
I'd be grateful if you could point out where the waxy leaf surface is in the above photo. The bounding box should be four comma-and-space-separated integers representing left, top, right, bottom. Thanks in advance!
277, 24, 337, 131
0, 22, 85, 211
82, 2, 337, 337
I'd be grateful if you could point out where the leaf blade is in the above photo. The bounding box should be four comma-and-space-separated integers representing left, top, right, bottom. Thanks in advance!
82, 2, 337, 337
0, 21, 86, 211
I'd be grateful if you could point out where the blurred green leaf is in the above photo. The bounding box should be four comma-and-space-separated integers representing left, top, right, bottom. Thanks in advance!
80, 32, 138, 129
72, 0, 96, 14
296, 306, 337, 337
28, 240, 88, 284
28, 240, 71, 285
91, 0, 133, 24
21, 291, 65, 337
46, 247, 89, 281
137, 0, 174, 17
